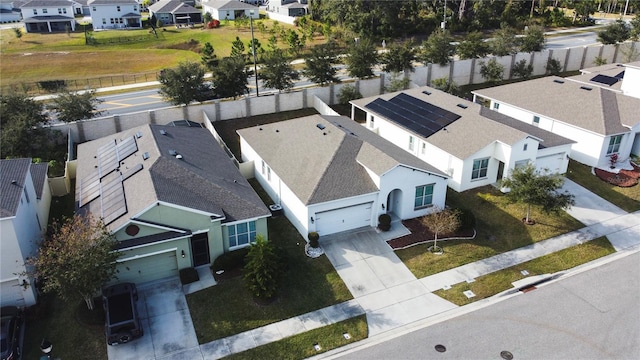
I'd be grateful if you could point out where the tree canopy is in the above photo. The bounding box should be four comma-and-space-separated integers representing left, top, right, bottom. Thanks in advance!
201, 42, 219, 70
48, 89, 103, 123
500, 163, 575, 224
345, 38, 378, 79
479, 58, 504, 83
420, 206, 460, 253
381, 41, 416, 73
212, 57, 249, 99
598, 20, 631, 44
243, 235, 283, 300
520, 25, 545, 52
419, 30, 455, 66
456, 31, 489, 59
490, 26, 519, 56
158, 61, 213, 106
302, 42, 340, 86
259, 49, 299, 93
28, 214, 119, 310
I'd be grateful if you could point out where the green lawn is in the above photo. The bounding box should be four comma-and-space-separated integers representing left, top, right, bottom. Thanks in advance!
225, 315, 368, 360
396, 186, 585, 278
186, 179, 352, 343
566, 160, 640, 212
434, 236, 616, 306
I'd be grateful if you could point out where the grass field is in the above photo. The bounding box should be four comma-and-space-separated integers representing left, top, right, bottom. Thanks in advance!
0, 20, 325, 87
434, 236, 616, 306
396, 186, 585, 278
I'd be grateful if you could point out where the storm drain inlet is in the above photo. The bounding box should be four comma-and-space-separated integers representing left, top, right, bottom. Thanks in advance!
435, 344, 446, 353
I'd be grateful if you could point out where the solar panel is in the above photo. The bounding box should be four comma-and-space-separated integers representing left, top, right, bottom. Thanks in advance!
79, 172, 101, 207
365, 93, 461, 138
121, 164, 143, 181
116, 136, 137, 161
100, 172, 127, 225
590, 74, 618, 86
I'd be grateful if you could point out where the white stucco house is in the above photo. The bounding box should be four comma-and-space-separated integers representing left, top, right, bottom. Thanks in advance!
20, 0, 76, 33
238, 115, 449, 238
473, 76, 640, 167
351, 87, 574, 192
75, 123, 270, 284
1, 159, 51, 308
88, 0, 142, 30
201, 0, 258, 21
148, 0, 201, 25
0, 1, 23, 22
266, 0, 307, 17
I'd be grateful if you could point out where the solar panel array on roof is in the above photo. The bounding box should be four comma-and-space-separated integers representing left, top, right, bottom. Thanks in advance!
364, 93, 460, 138
100, 171, 126, 225
590, 74, 619, 86
97, 136, 138, 178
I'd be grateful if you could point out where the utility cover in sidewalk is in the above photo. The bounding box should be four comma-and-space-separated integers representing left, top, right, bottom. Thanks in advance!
466, 278, 475, 283
435, 344, 446, 352
463, 290, 476, 298
520, 270, 529, 275
442, 284, 451, 290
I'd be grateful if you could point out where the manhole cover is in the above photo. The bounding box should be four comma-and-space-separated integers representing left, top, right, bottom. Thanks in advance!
500, 350, 514, 360
435, 344, 446, 353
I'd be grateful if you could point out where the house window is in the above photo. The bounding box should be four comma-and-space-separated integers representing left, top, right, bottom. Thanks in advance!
533, 116, 540, 126
421, 143, 426, 155
493, 102, 500, 110
42, 8, 47, 14
133, 5, 137, 11
228, 221, 257, 248
63, 8, 67, 14
471, 158, 490, 180
369, 116, 374, 128
33, 9, 37, 15
261, 160, 265, 175
110, 18, 114, 24
119, 18, 123, 24
117, 6, 121, 11
267, 167, 271, 181
523, 143, 528, 151
408, 136, 415, 151
515, 160, 529, 168
93, 6, 96, 11
102, 18, 106, 24
414, 184, 434, 209
607, 135, 623, 155
58, 8, 62, 14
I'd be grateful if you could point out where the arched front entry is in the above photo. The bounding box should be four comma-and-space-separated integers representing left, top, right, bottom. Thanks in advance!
386, 189, 403, 218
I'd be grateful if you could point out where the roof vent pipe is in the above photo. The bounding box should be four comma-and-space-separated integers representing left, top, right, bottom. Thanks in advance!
176, 154, 183, 159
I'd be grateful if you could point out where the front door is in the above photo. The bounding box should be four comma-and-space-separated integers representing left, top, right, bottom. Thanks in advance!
191, 233, 210, 267
497, 161, 505, 181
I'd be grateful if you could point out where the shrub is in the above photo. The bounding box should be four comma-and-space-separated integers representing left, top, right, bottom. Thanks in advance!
211, 247, 250, 271
456, 208, 476, 230
308, 232, 320, 248
38, 80, 66, 93
179, 267, 200, 285
243, 235, 283, 299
337, 84, 362, 105
378, 214, 391, 231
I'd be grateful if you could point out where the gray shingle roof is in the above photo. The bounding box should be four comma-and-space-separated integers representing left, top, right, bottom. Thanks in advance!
30, 162, 48, 199
75, 124, 269, 231
0, 158, 31, 218
21, 0, 73, 6
473, 76, 639, 135
237, 115, 446, 206
88, 0, 137, 5
202, 0, 257, 10
148, 0, 198, 13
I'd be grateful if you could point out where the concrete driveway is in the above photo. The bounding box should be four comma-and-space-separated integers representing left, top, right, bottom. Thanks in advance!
107, 278, 201, 360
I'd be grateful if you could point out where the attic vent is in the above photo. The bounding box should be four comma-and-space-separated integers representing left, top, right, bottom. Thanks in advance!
553, 79, 564, 84
176, 154, 183, 160
136, 131, 143, 139
142, 152, 149, 160
275, 129, 279, 133
422, 90, 432, 95
259, 127, 263, 131
316, 124, 326, 130
580, 86, 592, 91
456, 103, 468, 109
160, 129, 167, 135
169, 149, 177, 156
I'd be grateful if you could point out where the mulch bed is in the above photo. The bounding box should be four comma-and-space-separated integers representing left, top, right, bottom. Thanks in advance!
386, 218, 476, 250
594, 167, 639, 187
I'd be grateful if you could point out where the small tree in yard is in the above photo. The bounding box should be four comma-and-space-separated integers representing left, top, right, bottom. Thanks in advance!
420, 206, 460, 254
479, 58, 504, 84
27, 214, 119, 310
13, 27, 22, 41
48, 89, 104, 123
243, 235, 283, 300
500, 163, 575, 225
512, 59, 533, 79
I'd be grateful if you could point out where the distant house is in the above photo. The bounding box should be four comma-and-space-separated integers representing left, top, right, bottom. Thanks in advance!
201, 0, 258, 21
473, 76, 640, 167
148, 0, 201, 25
238, 115, 448, 237
351, 87, 574, 192
0, 0, 23, 22
88, 0, 141, 30
567, 61, 640, 100
20, 0, 76, 33
266, 0, 307, 17
1, 159, 51, 308
75, 124, 270, 284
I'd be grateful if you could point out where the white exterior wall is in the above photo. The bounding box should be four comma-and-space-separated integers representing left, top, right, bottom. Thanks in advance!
621, 67, 640, 99
21, 4, 74, 20
0, 175, 41, 307
536, 144, 572, 174
90, 3, 141, 30
203, 5, 259, 20
366, 114, 417, 156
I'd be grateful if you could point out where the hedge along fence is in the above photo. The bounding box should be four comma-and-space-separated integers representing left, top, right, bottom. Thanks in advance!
3, 72, 162, 95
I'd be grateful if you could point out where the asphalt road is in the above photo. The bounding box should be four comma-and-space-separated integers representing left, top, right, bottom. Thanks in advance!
97, 89, 173, 116
331, 252, 640, 360
546, 32, 600, 49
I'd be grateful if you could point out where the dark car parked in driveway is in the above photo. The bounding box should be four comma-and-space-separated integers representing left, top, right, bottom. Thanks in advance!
102, 283, 143, 345
1, 307, 24, 360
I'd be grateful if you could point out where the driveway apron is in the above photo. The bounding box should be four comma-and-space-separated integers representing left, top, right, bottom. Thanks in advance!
321, 227, 458, 336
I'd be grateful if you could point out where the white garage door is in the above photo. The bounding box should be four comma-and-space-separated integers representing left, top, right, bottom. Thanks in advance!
115, 251, 178, 284
315, 202, 373, 235
536, 153, 564, 174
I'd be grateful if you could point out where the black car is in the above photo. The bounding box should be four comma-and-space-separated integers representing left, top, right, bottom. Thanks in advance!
102, 283, 143, 345
1, 307, 24, 360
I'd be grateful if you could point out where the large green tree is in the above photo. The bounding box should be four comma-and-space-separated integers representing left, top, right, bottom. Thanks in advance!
212, 57, 249, 99
243, 235, 283, 300
28, 214, 119, 310
631, 13, 640, 41
490, 26, 519, 56
158, 61, 213, 106
500, 163, 575, 224
419, 30, 455, 66
259, 49, 299, 93
520, 25, 546, 52
381, 40, 416, 73
302, 42, 340, 86
48, 89, 103, 123
456, 31, 489, 59
201, 42, 219, 70
598, 20, 631, 44
479, 58, 505, 83
0, 90, 52, 159
345, 38, 378, 79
